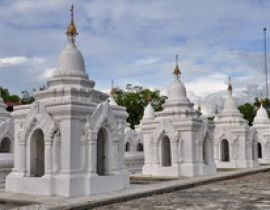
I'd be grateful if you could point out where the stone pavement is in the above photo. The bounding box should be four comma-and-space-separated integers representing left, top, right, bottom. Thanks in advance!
0, 166, 270, 209
95, 170, 270, 210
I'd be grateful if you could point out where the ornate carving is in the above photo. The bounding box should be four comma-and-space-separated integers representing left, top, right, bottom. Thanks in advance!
0, 118, 13, 142
152, 119, 177, 145
22, 101, 58, 145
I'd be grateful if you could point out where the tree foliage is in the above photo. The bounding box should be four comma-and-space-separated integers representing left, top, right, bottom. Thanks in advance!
0, 87, 20, 103
114, 84, 167, 129
0, 87, 34, 105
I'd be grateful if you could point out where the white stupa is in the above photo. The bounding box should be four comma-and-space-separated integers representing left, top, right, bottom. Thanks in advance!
143, 96, 155, 120
139, 55, 216, 177
0, 95, 13, 188
253, 98, 270, 164
6, 6, 129, 197
214, 77, 259, 168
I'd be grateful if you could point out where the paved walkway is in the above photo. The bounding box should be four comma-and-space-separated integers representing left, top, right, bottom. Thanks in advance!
0, 166, 270, 209
95, 171, 270, 210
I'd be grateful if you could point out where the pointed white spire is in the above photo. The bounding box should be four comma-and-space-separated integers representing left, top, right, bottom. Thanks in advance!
108, 80, 118, 106
254, 94, 270, 123
143, 95, 155, 120
168, 55, 188, 101
52, 5, 87, 78
222, 76, 240, 114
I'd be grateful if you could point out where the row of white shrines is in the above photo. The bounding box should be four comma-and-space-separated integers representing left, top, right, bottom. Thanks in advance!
0, 10, 270, 198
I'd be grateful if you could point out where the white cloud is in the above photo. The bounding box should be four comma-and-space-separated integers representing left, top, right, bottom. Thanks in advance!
186, 73, 228, 97
0, 0, 269, 98
134, 58, 160, 66
0, 56, 28, 67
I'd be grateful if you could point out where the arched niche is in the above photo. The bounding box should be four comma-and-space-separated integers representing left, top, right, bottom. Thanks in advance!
0, 138, 11, 153
203, 138, 209, 164
220, 139, 229, 162
258, 142, 262, 159
125, 142, 130, 152
96, 128, 108, 176
137, 143, 144, 152
29, 129, 45, 177
160, 136, 171, 167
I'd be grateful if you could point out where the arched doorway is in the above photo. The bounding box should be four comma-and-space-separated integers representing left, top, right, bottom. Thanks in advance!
137, 143, 143, 152
30, 129, 45, 177
203, 139, 208, 164
220, 139, 229, 162
97, 128, 107, 176
125, 142, 130, 152
0, 138, 11, 153
258, 142, 262, 159
161, 136, 171, 167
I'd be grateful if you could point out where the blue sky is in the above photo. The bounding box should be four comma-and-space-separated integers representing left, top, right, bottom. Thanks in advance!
0, 0, 269, 97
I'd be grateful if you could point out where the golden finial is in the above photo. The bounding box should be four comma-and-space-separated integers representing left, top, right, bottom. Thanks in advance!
173, 54, 181, 77
110, 80, 116, 95
66, 5, 78, 38
147, 95, 153, 103
227, 76, 233, 94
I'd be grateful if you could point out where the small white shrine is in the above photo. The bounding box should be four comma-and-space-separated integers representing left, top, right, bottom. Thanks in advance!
6, 6, 129, 197
140, 57, 216, 177
124, 127, 144, 174
0, 96, 13, 188
214, 78, 259, 168
253, 100, 270, 164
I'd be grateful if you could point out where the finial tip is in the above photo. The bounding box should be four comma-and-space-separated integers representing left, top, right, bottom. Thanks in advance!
173, 54, 181, 77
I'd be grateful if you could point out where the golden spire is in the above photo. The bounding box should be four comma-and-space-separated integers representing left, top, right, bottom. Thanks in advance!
110, 80, 116, 96
227, 76, 233, 94
173, 54, 181, 77
66, 5, 78, 39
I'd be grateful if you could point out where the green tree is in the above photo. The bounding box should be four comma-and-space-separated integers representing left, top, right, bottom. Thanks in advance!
114, 84, 167, 129
0, 87, 20, 103
0, 87, 35, 105
238, 103, 256, 126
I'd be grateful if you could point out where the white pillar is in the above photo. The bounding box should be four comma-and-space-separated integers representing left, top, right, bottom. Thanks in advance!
172, 141, 178, 166
45, 140, 52, 175
153, 144, 159, 165
87, 130, 97, 174
18, 141, 26, 175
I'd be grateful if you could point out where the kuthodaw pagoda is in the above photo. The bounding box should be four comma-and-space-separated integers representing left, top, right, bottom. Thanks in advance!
0, 5, 268, 199
253, 100, 270, 164
214, 78, 259, 168
5, 6, 129, 197
138, 57, 216, 177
